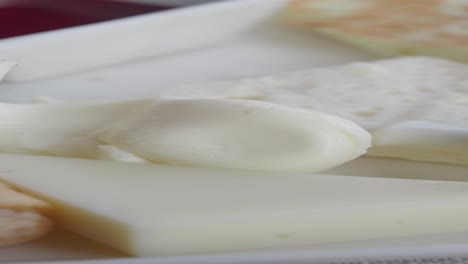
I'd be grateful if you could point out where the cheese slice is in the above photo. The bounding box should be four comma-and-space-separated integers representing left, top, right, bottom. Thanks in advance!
2, 153, 468, 256
0, 98, 371, 172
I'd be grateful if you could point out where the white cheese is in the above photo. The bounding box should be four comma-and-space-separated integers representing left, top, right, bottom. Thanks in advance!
157, 57, 468, 166
2, 153, 468, 256
97, 145, 150, 163
0, 98, 371, 172
3, 57, 467, 167
370, 121, 468, 165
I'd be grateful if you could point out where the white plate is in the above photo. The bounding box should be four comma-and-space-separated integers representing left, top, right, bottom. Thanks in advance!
0, 0, 284, 82
0, 0, 467, 263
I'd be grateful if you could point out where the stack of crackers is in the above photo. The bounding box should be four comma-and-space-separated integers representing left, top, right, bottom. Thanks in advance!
0, 183, 54, 246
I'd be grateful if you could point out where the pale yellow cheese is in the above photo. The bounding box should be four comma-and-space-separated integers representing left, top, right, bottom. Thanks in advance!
2, 153, 468, 256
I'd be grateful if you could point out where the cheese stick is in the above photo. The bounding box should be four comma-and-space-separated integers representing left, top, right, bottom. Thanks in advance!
2, 154, 468, 256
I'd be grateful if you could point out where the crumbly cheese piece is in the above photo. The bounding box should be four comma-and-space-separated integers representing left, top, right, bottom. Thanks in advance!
0, 98, 371, 172
2, 153, 468, 256
157, 57, 468, 166
0, 183, 54, 246
159, 57, 468, 131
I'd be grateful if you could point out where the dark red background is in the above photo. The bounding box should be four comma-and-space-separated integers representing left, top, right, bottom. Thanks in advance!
0, 0, 175, 39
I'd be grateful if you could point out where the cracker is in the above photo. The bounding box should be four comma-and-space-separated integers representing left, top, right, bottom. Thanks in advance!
282, 0, 468, 62
0, 183, 54, 246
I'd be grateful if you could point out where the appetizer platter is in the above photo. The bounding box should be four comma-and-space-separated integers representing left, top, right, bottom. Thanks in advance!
0, 0, 467, 263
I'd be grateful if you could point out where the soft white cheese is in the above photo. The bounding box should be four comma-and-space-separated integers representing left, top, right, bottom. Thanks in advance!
370, 121, 468, 165
0, 98, 371, 172
97, 145, 150, 163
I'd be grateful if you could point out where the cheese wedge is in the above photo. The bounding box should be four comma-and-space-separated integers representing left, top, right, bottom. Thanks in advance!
0, 182, 54, 246
2, 153, 468, 256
